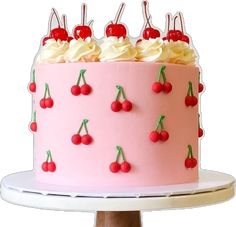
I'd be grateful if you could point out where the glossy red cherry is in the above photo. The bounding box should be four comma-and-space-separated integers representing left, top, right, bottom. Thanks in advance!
160, 130, 169, 141
50, 28, 68, 41
120, 162, 131, 173
40, 98, 47, 109
143, 28, 160, 40
185, 158, 192, 168
198, 128, 204, 138
152, 82, 163, 93
149, 131, 160, 142
181, 35, 190, 43
191, 158, 197, 168
111, 101, 122, 112
122, 100, 132, 112
163, 82, 172, 93
71, 134, 82, 145
106, 24, 127, 38
48, 161, 56, 172
109, 162, 121, 173
81, 84, 92, 95
167, 30, 178, 41
191, 96, 198, 106
74, 26, 92, 40
29, 82, 36, 93
42, 162, 48, 172
71, 85, 81, 96
42, 37, 51, 46
81, 134, 93, 145
30, 122, 37, 132
45, 97, 54, 108
199, 83, 204, 93
185, 96, 192, 106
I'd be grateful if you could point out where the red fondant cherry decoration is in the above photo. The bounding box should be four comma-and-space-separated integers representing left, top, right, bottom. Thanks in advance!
73, 4, 92, 40
185, 82, 198, 107
198, 128, 203, 137
81, 134, 93, 145
29, 111, 37, 133
110, 146, 131, 174
142, 1, 160, 40
150, 115, 169, 143
160, 130, 169, 141
42, 151, 56, 172
71, 134, 82, 145
152, 66, 172, 94
109, 162, 121, 173
152, 82, 163, 93
111, 85, 133, 112
185, 145, 197, 169
105, 3, 127, 38
40, 83, 54, 109
28, 70, 36, 93
71, 85, 81, 96
120, 162, 131, 173
81, 84, 92, 95
42, 37, 51, 46
111, 101, 122, 112
149, 131, 160, 142
71, 69, 92, 96
199, 83, 204, 93
122, 100, 133, 112
181, 35, 190, 43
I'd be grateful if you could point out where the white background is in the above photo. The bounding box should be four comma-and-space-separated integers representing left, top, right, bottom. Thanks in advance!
0, 0, 235, 226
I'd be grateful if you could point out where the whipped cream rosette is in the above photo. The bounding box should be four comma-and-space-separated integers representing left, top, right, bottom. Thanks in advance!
37, 39, 69, 63
64, 38, 101, 62
99, 37, 137, 62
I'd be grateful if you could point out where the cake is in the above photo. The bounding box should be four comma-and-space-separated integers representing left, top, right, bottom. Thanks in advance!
28, 1, 203, 189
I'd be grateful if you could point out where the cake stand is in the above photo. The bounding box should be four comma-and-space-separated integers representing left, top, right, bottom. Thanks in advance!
0, 169, 235, 227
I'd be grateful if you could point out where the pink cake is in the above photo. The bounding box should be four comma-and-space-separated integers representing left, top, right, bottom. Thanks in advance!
28, 2, 203, 189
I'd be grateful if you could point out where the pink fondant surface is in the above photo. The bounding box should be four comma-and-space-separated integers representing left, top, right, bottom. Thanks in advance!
34, 62, 199, 188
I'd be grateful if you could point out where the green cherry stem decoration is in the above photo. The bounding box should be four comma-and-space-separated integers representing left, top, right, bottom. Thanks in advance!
185, 81, 198, 107
115, 146, 122, 162
152, 65, 172, 94
29, 70, 36, 93
83, 119, 89, 134
187, 145, 193, 159
154, 115, 165, 131
115, 85, 122, 100
29, 111, 37, 132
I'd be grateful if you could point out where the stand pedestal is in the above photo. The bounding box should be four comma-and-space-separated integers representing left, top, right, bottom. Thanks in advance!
0, 170, 235, 227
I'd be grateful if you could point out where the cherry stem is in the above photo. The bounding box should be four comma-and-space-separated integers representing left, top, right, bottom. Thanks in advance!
187, 145, 193, 158
155, 115, 165, 131
77, 122, 84, 134
44, 84, 48, 98
46, 83, 51, 98
88, 20, 94, 26
120, 88, 127, 100
174, 15, 178, 30
143, 1, 151, 28
32, 70, 36, 83
116, 146, 126, 162
47, 150, 53, 162
32, 111, 36, 122
52, 8, 61, 28
83, 119, 89, 134
178, 13, 184, 33
144, 15, 151, 29
115, 85, 122, 100
198, 114, 201, 128
157, 65, 167, 83
62, 15, 67, 30
114, 3, 125, 24
167, 14, 171, 32
82, 3, 86, 26
77, 69, 86, 85
187, 81, 194, 96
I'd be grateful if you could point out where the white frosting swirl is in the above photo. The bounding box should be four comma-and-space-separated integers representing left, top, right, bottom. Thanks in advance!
159, 40, 197, 65
37, 39, 69, 63
64, 38, 101, 62
136, 38, 164, 62
99, 37, 137, 62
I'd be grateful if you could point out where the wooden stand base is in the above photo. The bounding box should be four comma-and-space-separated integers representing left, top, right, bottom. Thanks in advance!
95, 211, 142, 227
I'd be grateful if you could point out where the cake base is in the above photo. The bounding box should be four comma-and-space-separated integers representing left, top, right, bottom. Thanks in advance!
1, 170, 235, 227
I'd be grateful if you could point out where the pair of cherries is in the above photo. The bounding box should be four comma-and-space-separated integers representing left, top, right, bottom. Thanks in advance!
42, 150, 57, 172
71, 119, 93, 145
111, 85, 133, 112
149, 115, 169, 142
185, 145, 197, 169
71, 69, 92, 96
40, 83, 54, 109
185, 81, 198, 107
29, 111, 37, 133
109, 146, 131, 173
152, 66, 172, 94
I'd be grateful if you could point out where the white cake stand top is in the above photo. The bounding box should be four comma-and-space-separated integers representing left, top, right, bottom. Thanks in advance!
0, 169, 235, 211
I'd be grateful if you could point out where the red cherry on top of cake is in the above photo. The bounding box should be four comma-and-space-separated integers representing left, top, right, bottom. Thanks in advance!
105, 3, 127, 38
142, 1, 160, 40
165, 13, 190, 43
73, 4, 92, 40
